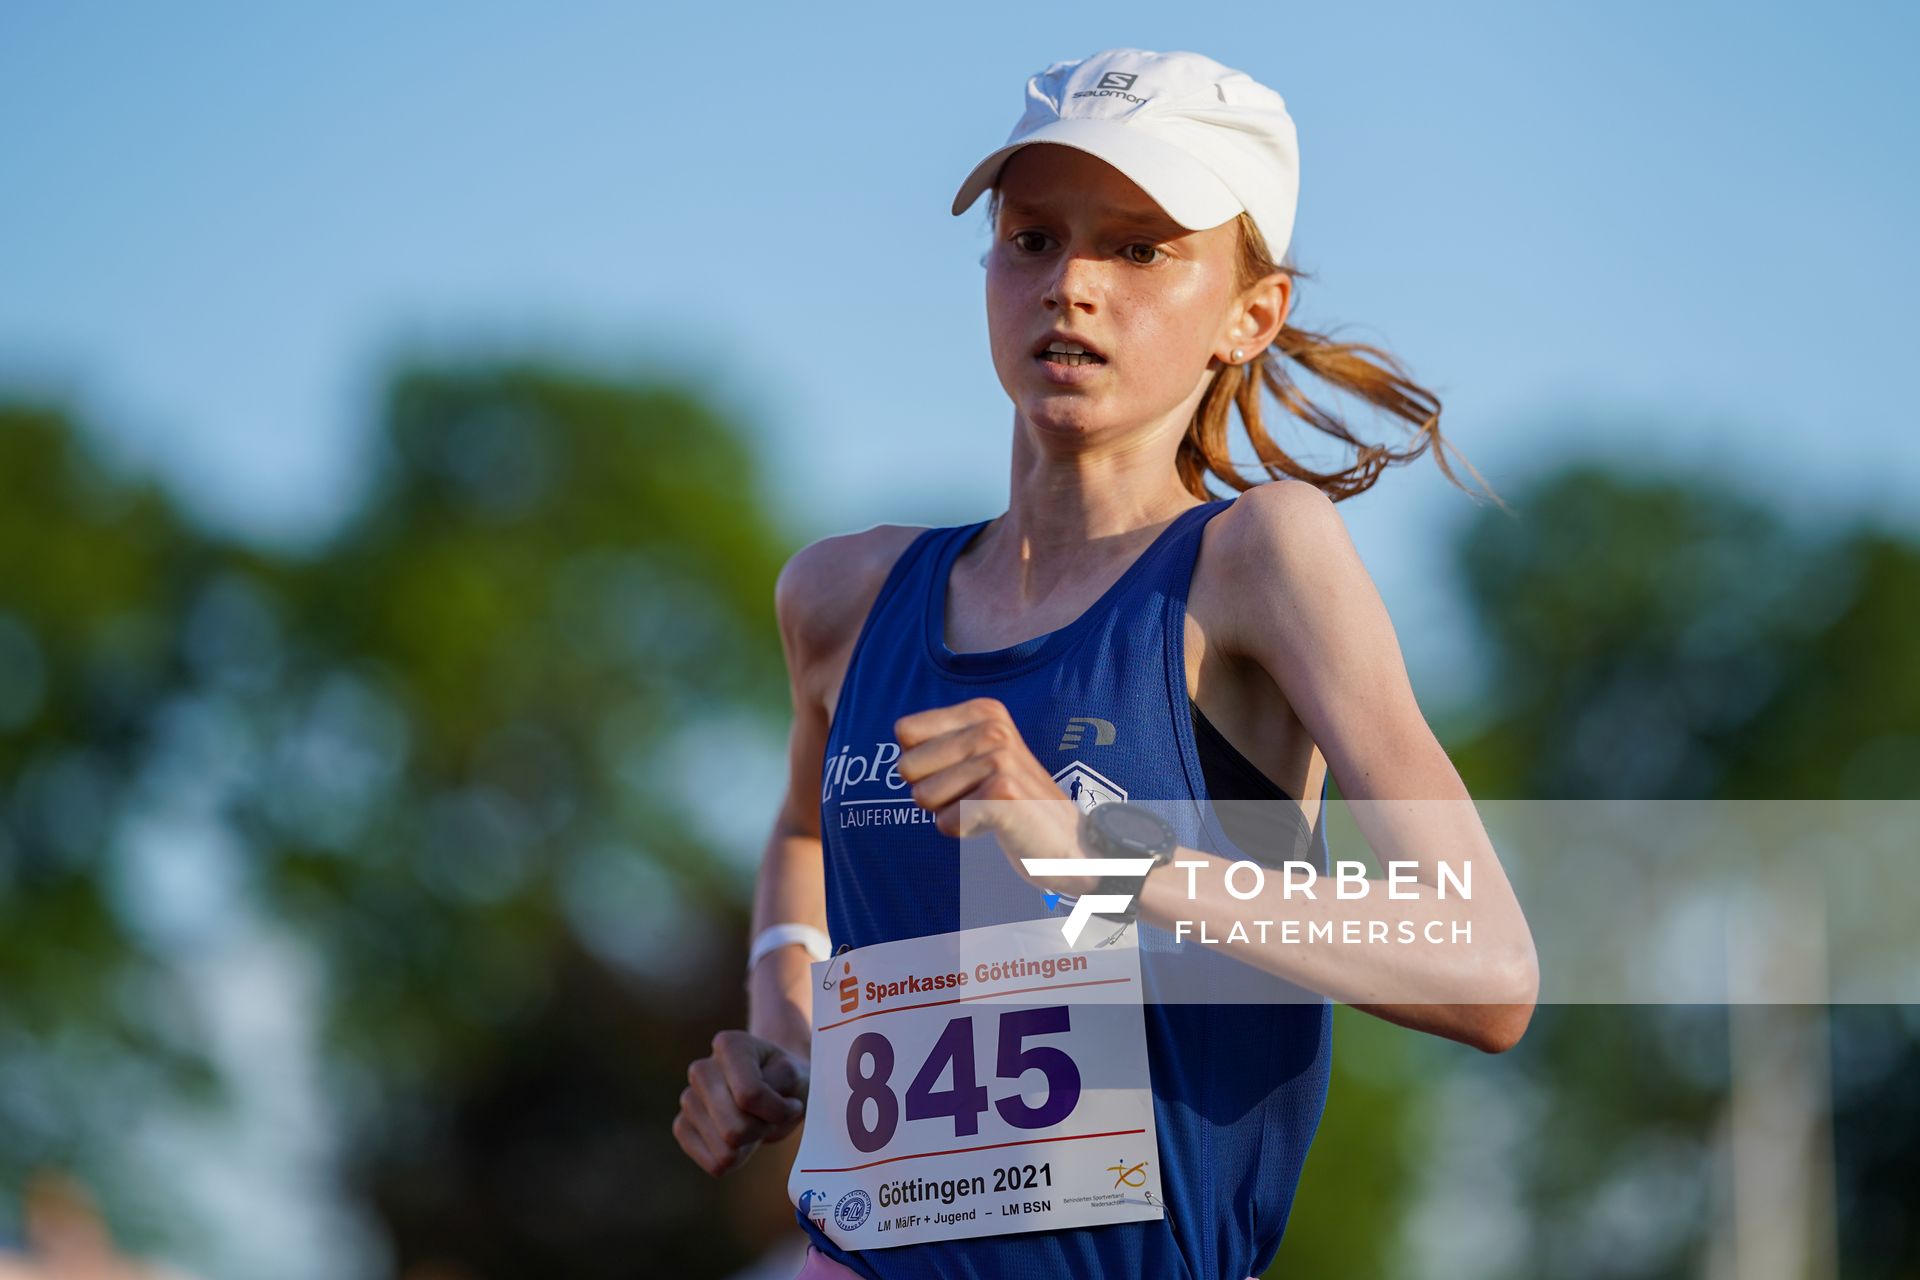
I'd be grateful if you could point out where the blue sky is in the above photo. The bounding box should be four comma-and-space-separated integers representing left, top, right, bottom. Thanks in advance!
4, 2, 1916, 710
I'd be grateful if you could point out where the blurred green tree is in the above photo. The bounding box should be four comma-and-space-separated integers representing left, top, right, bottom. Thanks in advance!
0, 400, 228, 1245
270, 361, 798, 1277
1296, 462, 1919, 1280
1, 362, 804, 1277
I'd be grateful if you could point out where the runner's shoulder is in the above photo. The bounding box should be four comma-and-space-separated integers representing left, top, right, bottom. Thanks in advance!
1204, 479, 1344, 583
1214, 474, 1340, 540
775, 523, 931, 666
1198, 479, 1355, 651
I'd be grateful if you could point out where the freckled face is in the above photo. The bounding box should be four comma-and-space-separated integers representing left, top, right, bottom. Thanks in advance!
984, 144, 1242, 441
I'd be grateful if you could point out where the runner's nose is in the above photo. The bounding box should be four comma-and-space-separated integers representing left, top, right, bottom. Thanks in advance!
1044, 253, 1104, 314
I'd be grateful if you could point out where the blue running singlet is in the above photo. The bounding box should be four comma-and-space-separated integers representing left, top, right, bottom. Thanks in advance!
802, 496, 1334, 1280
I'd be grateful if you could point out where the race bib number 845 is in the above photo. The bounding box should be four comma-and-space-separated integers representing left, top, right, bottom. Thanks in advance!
789, 918, 1166, 1251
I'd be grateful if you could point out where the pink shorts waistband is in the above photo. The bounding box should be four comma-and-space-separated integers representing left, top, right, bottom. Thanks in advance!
794, 1243, 1258, 1279
795, 1246, 864, 1278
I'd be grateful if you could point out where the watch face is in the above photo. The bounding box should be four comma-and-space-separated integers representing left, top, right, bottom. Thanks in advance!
1099, 802, 1173, 855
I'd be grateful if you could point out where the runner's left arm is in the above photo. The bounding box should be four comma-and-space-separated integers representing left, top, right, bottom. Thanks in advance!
1138, 481, 1539, 1052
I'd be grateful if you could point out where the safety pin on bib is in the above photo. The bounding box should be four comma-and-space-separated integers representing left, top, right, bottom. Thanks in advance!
819, 941, 852, 984
821, 942, 854, 1004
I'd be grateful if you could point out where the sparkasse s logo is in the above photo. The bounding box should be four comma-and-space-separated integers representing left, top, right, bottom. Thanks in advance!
837, 960, 859, 1014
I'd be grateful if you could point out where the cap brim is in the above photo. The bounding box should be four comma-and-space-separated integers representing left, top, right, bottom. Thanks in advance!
950, 117, 1244, 231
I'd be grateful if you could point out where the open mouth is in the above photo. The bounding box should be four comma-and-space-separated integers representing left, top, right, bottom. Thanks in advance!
1034, 337, 1109, 367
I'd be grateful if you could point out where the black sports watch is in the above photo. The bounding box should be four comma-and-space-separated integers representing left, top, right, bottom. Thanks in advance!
1078, 801, 1179, 922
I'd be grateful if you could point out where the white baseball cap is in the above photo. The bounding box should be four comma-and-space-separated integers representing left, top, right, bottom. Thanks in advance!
951, 48, 1302, 262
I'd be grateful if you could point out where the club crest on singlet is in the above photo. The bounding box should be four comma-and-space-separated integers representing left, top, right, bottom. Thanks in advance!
1050, 760, 1127, 811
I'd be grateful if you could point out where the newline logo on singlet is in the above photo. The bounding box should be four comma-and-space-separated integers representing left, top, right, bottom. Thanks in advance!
822, 740, 938, 829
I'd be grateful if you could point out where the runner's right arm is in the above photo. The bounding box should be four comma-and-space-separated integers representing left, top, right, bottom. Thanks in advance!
746, 526, 924, 1055
675, 537, 856, 1174
743, 543, 837, 1059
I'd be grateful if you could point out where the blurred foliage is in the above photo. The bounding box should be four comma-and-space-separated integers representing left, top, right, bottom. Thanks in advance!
4, 381, 1918, 1279
0, 363, 799, 1276
1277, 462, 1918, 1278
0, 400, 230, 1246
1450, 464, 1920, 801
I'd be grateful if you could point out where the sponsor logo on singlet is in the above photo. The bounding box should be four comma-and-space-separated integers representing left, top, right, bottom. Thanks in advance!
1057, 716, 1117, 751
823, 731, 1130, 826
823, 737, 936, 829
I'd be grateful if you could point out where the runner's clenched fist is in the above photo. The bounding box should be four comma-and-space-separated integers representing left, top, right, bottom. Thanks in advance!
895, 697, 1096, 895
673, 1029, 809, 1176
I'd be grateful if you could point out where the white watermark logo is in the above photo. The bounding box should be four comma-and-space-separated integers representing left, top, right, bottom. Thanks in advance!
1019, 858, 1156, 945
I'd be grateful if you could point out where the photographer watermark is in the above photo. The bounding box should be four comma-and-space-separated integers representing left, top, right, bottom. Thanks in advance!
952, 797, 1920, 1006
1021, 852, 1476, 947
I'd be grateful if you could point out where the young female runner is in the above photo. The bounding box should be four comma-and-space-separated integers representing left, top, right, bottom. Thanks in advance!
673, 48, 1539, 1280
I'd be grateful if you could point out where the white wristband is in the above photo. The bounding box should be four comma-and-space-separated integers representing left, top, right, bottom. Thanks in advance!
746, 922, 832, 978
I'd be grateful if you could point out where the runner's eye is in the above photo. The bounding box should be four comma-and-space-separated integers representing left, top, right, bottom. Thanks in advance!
1006, 233, 1164, 265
